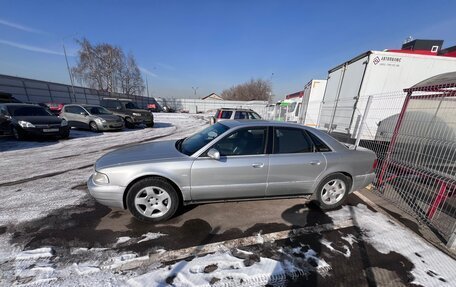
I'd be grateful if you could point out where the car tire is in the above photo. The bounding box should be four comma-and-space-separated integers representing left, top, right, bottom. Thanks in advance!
146, 122, 154, 128
315, 173, 350, 210
12, 126, 25, 140
127, 177, 179, 223
60, 129, 70, 139
89, 121, 99, 132
124, 117, 135, 129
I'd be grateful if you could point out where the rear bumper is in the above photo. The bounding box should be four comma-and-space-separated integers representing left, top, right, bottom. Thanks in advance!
351, 172, 376, 192
87, 174, 125, 209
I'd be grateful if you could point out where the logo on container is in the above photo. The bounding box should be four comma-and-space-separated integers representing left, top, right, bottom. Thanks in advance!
373, 56, 381, 65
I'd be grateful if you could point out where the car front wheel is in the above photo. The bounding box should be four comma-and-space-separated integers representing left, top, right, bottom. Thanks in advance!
127, 177, 179, 222
315, 173, 350, 210
12, 126, 25, 140
124, 117, 135, 129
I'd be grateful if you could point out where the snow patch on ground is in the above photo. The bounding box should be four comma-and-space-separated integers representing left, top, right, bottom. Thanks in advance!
137, 232, 165, 243
328, 204, 456, 286
127, 251, 298, 287
116, 237, 132, 245
15, 247, 54, 261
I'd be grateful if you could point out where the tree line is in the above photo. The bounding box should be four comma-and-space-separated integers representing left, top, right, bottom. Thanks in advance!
72, 38, 272, 101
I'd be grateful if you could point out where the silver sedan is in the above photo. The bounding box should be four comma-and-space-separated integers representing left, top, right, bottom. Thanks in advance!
88, 120, 377, 222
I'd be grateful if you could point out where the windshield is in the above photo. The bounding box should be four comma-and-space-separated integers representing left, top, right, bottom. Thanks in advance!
87, 106, 112, 115
124, 101, 139, 109
8, 106, 52, 117
178, 123, 229, 155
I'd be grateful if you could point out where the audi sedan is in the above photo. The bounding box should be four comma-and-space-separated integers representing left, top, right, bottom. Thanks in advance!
88, 120, 377, 222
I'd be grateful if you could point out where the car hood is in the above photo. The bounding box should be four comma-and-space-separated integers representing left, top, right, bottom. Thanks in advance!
95, 140, 184, 170
95, 114, 121, 121
14, 116, 62, 124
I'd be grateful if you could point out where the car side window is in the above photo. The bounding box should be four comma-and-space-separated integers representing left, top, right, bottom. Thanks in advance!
72, 106, 86, 115
273, 127, 313, 154
220, 111, 232, 119
234, 111, 248, 119
65, 106, 75, 113
212, 127, 267, 156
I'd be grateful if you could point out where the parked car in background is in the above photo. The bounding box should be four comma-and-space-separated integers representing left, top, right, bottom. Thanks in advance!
43, 102, 64, 115
210, 108, 261, 125
0, 103, 69, 140
60, 104, 124, 132
100, 98, 154, 128
146, 97, 162, 112
88, 120, 377, 222
0, 92, 21, 103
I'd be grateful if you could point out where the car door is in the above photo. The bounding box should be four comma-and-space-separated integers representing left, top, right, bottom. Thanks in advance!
266, 127, 327, 196
190, 127, 269, 200
63, 106, 78, 127
71, 106, 89, 128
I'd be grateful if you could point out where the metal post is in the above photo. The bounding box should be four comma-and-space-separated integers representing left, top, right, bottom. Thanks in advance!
354, 96, 373, 148
377, 91, 412, 186
63, 43, 76, 102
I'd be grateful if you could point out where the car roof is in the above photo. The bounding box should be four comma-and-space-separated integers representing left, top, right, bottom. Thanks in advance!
219, 119, 305, 129
0, 103, 39, 107
102, 98, 133, 101
219, 108, 253, 111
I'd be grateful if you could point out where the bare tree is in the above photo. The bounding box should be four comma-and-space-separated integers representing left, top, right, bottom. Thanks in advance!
72, 38, 144, 95
221, 78, 272, 101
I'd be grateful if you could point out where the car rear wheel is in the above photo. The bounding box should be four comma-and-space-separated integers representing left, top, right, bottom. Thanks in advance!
315, 173, 350, 210
127, 178, 179, 222
146, 122, 154, 128
124, 117, 135, 129
89, 121, 99, 132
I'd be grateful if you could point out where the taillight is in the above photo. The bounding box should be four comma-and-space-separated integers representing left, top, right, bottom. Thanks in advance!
372, 159, 378, 171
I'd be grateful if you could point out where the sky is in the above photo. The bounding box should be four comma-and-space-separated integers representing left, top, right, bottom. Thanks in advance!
0, 0, 456, 100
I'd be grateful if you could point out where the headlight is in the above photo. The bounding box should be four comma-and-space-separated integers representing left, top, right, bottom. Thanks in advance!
18, 121, 35, 128
93, 172, 109, 184
95, 118, 106, 124
132, 112, 141, 117
61, 119, 68, 127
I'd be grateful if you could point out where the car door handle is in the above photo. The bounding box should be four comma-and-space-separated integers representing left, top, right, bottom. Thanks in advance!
252, 163, 264, 168
308, 161, 321, 166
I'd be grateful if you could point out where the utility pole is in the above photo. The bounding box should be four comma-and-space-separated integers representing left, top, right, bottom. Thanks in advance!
192, 86, 199, 97
63, 43, 77, 103
146, 75, 150, 97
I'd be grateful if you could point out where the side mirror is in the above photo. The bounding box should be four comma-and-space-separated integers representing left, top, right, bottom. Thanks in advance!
116, 106, 122, 110
207, 148, 220, 160
80, 112, 88, 116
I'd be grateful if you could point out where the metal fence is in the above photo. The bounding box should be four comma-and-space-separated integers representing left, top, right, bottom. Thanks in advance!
157, 98, 269, 116
334, 84, 456, 247
0, 74, 158, 109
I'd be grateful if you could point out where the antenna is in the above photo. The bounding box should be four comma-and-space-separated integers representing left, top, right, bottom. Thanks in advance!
404, 36, 414, 44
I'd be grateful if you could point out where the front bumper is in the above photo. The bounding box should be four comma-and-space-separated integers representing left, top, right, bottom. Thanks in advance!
87, 174, 125, 209
21, 126, 69, 137
351, 172, 376, 192
97, 121, 124, 131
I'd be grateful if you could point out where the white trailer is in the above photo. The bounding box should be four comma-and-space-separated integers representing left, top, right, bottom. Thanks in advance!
318, 50, 456, 139
298, 79, 326, 126
279, 79, 326, 124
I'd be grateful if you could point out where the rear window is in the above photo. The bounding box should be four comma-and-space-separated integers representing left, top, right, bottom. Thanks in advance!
220, 110, 233, 119
307, 131, 332, 152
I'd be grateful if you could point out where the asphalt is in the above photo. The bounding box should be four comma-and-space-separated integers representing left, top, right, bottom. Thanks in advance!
3, 190, 431, 286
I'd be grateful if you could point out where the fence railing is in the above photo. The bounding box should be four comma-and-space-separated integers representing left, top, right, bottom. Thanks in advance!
321, 91, 456, 246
